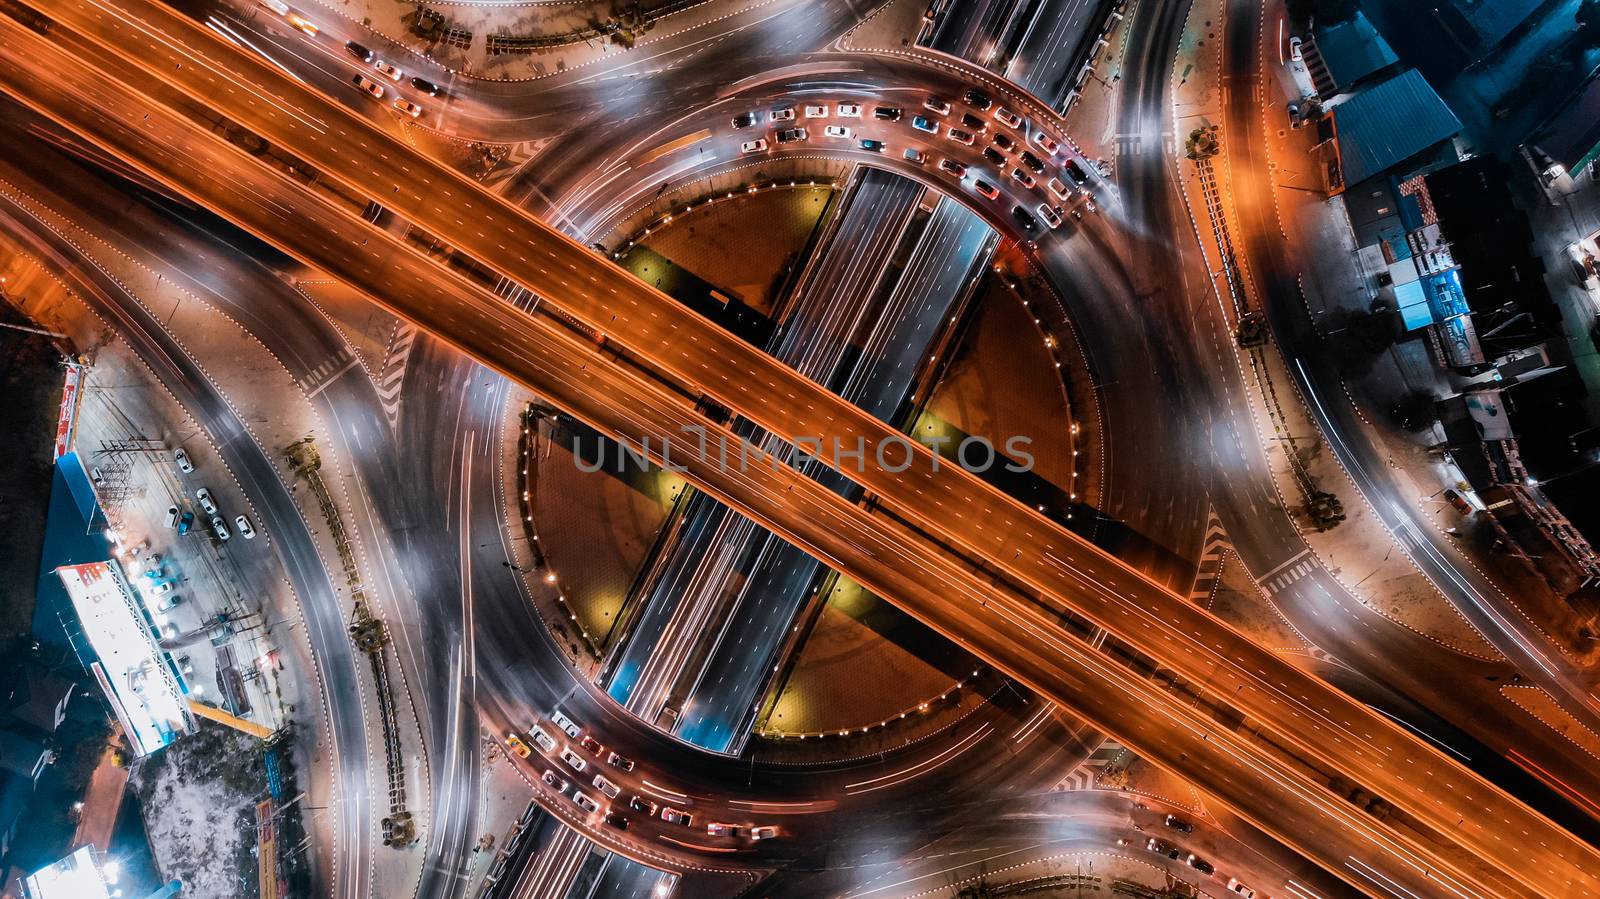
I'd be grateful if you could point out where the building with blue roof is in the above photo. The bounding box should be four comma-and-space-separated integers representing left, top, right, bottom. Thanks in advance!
1329, 68, 1463, 190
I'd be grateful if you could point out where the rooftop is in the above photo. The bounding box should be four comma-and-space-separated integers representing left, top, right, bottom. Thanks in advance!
1334, 69, 1462, 187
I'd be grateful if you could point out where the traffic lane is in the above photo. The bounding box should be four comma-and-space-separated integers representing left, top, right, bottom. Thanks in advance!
25, 10, 1587, 883
1005, 0, 1105, 106
0, 183, 374, 899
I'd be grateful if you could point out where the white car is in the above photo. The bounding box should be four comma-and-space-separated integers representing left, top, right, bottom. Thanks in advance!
394, 99, 424, 118
750, 825, 780, 840
173, 447, 194, 473
740, 138, 768, 154
1031, 130, 1060, 154
1047, 176, 1073, 201
352, 74, 385, 99
823, 125, 851, 139
211, 516, 231, 541
164, 505, 180, 528
1037, 203, 1062, 229
155, 594, 181, 612
803, 104, 829, 118
550, 711, 581, 738
542, 769, 568, 792
835, 103, 861, 117
560, 748, 587, 772
235, 515, 257, 539
592, 774, 621, 799
195, 487, 217, 515
769, 107, 795, 122
373, 60, 403, 82
150, 581, 175, 595
530, 726, 557, 753
572, 792, 600, 814
993, 107, 1022, 129
902, 147, 927, 166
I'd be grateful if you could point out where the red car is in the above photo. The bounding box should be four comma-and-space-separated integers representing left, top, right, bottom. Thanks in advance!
579, 734, 603, 755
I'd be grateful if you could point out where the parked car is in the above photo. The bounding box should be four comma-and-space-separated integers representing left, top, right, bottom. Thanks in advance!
196, 487, 217, 515
803, 104, 829, 118
173, 447, 195, 473
211, 516, 231, 541
235, 515, 256, 539
164, 505, 180, 528
823, 125, 852, 139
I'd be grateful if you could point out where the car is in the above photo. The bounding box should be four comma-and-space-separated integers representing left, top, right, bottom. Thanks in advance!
858, 138, 886, 152
993, 107, 1022, 128
946, 127, 975, 145
770, 107, 795, 122
1047, 176, 1072, 201
542, 769, 568, 792
506, 734, 531, 758
373, 60, 403, 82
1227, 879, 1255, 897
1037, 203, 1062, 229
939, 158, 968, 177
973, 179, 999, 200
160, 623, 179, 640
1165, 815, 1194, 833
910, 114, 937, 133
628, 795, 657, 815
196, 488, 217, 515
150, 581, 175, 595
923, 95, 950, 114
178, 511, 194, 536
1011, 168, 1036, 188
873, 106, 902, 121
259, 0, 290, 14
345, 40, 374, 63
603, 811, 629, 829
287, 13, 318, 35
660, 807, 693, 826
164, 505, 180, 528
902, 147, 927, 165
824, 125, 851, 139
394, 99, 424, 118
1081, 194, 1098, 214
836, 103, 861, 117
776, 127, 807, 143
606, 751, 635, 771
982, 147, 1005, 166
235, 515, 256, 539
739, 138, 768, 154
964, 88, 992, 109
803, 104, 829, 118
573, 792, 600, 814
211, 516, 231, 541
1012, 205, 1040, 234
143, 566, 165, 580
560, 748, 587, 772
1443, 488, 1472, 514
173, 447, 194, 473
530, 726, 557, 753
592, 774, 621, 799
960, 112, 987, 132
750, 825, 780, 840
1187, 854, 1214, 875
550, 711, 581, 738
992, 131, 1016, 151
731, 112, 756, 129
1019, 150, 1045, 173
579, 735, 603, 755
1063, 158, 1089, 186
1031, 130, 1061, 154
154, 594, 181, 612
706, 822, 739, 837
352, 74, 385, 99
410, 76, 442, 96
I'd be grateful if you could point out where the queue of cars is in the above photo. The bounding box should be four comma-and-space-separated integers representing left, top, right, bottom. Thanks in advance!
506, 710, 780, 844
732, 89, 1097, 238
258, 4, 442, 120
1141, 815, 1258, 894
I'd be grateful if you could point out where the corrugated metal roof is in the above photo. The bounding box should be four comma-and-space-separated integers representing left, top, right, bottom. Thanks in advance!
1335, 69, 1462, 187
1313, 12, 1397, 89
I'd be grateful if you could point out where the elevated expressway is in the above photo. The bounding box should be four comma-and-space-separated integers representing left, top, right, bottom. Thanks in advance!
1, 0, 1597, 895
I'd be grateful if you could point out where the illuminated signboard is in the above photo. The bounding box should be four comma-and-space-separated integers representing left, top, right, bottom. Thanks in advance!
22, 846, 113, 899
56, 561, 195, 756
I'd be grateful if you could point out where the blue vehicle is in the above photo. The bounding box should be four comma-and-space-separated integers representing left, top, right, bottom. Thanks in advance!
858, 138, 885, 152
911, 115, 937, 134
177, 510, 195, 536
